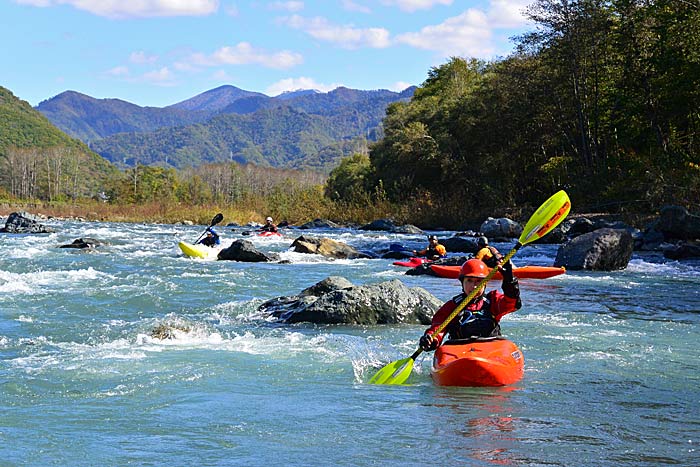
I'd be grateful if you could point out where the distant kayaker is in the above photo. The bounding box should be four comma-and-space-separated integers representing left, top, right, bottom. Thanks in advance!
412, 235, 446, 261
198, 227, 220, 247
418, 258, 521, 351
259, 216, 278, 233
475, 236, 503, 268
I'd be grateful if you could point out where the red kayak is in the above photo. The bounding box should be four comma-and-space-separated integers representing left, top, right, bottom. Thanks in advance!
430, 337, 524, 387
392, 257, 429, 267
430, 264, 566, 280
258, 231, 282, 237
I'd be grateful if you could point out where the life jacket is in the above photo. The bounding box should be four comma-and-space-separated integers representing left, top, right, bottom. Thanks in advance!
481, 246, 503, 268
426, 246, 441, 258
449, 293, 500, 338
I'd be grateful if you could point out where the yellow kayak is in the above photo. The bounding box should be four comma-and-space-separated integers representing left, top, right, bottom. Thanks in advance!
178, 241, 218, 259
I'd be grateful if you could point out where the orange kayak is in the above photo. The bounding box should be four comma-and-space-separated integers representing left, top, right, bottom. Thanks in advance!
430, 337, 524, 387
430, 264, 566, 280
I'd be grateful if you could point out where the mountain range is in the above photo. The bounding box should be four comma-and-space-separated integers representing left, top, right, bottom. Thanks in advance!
36, 85, 415, 171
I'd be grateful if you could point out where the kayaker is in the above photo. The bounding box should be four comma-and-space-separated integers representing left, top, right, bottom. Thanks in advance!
412, 235, 446, 261
419, 258, 521, 351
475, 236, 503, 268
259, 216, 278, 233
197, 227, 220, 247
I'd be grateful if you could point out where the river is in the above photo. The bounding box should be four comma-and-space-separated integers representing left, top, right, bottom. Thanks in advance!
1, 219, 698, 466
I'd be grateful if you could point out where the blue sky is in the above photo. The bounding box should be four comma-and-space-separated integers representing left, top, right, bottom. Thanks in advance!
2, 0, 535, 108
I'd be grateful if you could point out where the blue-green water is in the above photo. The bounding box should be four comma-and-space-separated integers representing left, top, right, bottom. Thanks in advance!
1, 220, 699, 466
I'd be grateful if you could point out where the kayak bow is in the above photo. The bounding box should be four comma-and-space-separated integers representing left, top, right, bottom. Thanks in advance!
430, 337, 524, 387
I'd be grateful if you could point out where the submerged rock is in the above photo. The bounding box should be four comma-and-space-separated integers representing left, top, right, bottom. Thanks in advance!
259, 276, 441, 325
59, 237, 103, 249
150, 322, 192, 339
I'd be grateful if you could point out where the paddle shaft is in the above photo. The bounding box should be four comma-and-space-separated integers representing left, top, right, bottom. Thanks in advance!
195, 213, 223, 244
411, 242, 523, 361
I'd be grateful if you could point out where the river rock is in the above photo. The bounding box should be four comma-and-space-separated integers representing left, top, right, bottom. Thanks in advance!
59, 237, 102, 249
217, 239, 279, 262
479, 217, 522, 239
655, 205, 700, 240
1, 211, 55, 233
554, 228, 633, 270
441, 236, 479, 253
663, 241, 700, 260
291, 235, 371, 259
259, 276, 441, 325
299, 218, 341, 229
360, 218, 424, 234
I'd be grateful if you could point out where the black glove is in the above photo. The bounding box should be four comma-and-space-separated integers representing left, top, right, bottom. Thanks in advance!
419, 334, 438, 351
500, 260, 514, 282
500, 260, 521, 302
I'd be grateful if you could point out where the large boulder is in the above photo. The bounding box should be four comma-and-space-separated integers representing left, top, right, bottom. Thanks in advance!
554, 228, 634, 270
655, 205, 700, 240
299, 218, 342, 229
217, 239, 279, 262
360, 219, 424, 234
259, 276, 441, 325
441, 236, 480, 254
479, 217, 522, 239
1, 211, 55, 233
291, 235, 371, 259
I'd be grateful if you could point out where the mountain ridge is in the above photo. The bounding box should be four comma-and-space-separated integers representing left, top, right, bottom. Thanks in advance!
37, 84, 416, 171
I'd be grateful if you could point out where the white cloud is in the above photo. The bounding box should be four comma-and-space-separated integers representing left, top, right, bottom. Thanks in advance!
396, 9, 494, 57
381, 0, 452, 13
184, 42, 303, 69
142, 67, 175, 85
268, 1, 304, 12
487, 0, 532, 28
211, 69, 232, 80
105, 66, 130, 77
265, 77, 342, 96
13, 0, 219, 19
388, 81, 412, 92
341, 0, 371, 13
129, 51, 159, 65
281, 15, 390, 49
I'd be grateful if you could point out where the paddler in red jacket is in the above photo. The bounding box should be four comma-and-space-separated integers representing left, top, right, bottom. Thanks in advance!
419, 258, 521, 351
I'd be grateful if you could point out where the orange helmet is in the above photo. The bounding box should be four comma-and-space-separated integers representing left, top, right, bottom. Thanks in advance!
459, 259, 489, 279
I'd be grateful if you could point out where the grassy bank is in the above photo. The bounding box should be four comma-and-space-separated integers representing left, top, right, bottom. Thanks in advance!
0, 196, 404, 227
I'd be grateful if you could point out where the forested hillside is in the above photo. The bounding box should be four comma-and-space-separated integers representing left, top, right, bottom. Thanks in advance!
327, 0, 700, 226
88, 88, 411, 171
0, 86, 118, 200
36, 91, 213, 142
37, 86, 413, 171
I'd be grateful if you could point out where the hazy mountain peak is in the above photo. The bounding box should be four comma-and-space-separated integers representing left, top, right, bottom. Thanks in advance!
276, 89, 321, 100
168, 85, 268, 113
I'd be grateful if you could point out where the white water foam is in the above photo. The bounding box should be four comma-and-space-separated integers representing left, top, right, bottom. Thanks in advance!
0, 267, 112, 294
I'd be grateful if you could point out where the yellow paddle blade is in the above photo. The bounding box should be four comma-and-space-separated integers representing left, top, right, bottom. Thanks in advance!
368, 356, 415, 385
519, 190, 571, 245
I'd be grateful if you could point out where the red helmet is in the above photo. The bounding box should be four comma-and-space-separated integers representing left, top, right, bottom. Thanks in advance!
459, 259, 489, 279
